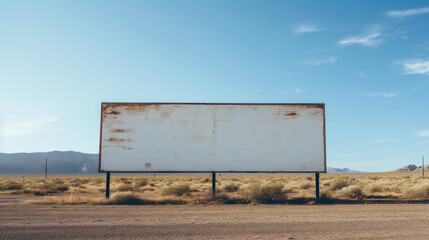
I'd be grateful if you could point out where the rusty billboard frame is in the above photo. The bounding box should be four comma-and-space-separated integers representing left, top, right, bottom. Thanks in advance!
98, 102, 327, 174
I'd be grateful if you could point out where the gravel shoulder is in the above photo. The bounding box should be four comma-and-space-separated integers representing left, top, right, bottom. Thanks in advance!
1, 195, 429, 239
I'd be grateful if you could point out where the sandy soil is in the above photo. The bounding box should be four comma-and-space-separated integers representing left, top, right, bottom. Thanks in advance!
1, 195, 429, 239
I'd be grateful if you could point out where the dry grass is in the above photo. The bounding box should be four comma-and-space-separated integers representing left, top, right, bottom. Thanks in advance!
242, 183, 287, 203
162, 184, 191, 196
223, 183, 240, 192
3, 172, 429, 204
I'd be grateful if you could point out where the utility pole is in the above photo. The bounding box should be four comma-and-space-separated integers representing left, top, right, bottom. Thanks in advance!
423, 156, 425, 179
45, 158, 48, 179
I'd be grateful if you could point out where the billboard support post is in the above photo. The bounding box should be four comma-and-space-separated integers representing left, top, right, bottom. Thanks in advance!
212, 172, 216, 197
315, 172, 320, 201
106, 172, 110, 198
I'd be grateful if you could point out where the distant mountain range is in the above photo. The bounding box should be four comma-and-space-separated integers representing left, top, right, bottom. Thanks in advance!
0, 151, 98, 174
0, 151, 367, 174
326, 167, 362, 173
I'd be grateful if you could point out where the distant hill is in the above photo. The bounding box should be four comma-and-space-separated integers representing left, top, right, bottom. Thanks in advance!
0, 151, 365, 174
390, 164, 418, 173
0, 151, 98, 174
390, 164, 429, 173
327, 167, 362, 173
411, 165, 429, 173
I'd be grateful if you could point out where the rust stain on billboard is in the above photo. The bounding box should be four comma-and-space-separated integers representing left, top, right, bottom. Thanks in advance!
106, 137, 132, 143
111, 129, 133, 133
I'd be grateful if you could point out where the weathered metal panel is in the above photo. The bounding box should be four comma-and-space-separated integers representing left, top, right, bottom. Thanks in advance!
99, 103, 326, 173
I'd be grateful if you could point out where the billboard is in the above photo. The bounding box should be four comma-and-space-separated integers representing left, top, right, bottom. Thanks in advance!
99, 103, 326, 173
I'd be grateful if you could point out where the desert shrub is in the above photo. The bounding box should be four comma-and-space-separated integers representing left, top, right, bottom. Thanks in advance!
330, 177, 350, 191
243, 183, 287, 204
0, 182, 23, 191
404, 184, 429, 199
54, 184, 69, 192
162, 184, 191, 196
71, 178, 90, 184
109, 192, 144, 205
319, 190, 333, 200
323, 181, 331, 186
41, 183, 69, 193
368, 184, 383, 193
223, 183, 240, 192
52, 179, 64, 184
283, 188, 295, 194
115, 184, 134, 192
133, 179, 148, 190
70, 182, 81, 187
341, 186, 364, 199
300, 182, 313, 190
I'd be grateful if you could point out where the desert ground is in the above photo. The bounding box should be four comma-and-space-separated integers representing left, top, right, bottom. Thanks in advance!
1, 195, 429, 239
1, 173, 429, 239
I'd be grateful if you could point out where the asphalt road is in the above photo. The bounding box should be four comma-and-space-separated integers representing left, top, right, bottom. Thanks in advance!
1, 196, 429, 239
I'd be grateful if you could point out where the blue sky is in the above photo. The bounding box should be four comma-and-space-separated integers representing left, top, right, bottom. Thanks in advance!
1, 1, 429, 172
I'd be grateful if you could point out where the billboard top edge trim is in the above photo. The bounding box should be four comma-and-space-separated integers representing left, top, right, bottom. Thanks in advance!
101, 102, 325, 106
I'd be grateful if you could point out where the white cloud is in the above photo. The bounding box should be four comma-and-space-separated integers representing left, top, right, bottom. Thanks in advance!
1, 114, 58, 136
303, 57, 336, 66
386, 7, 429, 18
339, 32, 382, 47
416, 131, 429, 137
402, 60, 429, 75
293, 24, 324, 35
338, 25, 382, 47
294, 88, 304, 94
367, 91, 398, 98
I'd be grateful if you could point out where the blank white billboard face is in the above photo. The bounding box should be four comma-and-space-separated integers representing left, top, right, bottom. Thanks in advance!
99, 103, 326, 173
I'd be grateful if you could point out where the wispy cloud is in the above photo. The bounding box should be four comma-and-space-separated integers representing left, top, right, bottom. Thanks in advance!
386, 7, 429, 18
373, 138, 400, 143
367, 91, 398, 98
416, 131, 429, 137
358, 72, 367, 78
293, 24, 324, 35
2, 114, 58, 136
401, 59, 429, 75
303, 57, 336, 66
293, 88, 304, 94
338, 25, 382, 47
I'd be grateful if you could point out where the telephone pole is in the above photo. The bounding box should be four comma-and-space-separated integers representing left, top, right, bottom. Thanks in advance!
423, 156, 425, 179
45, 158, 48, 179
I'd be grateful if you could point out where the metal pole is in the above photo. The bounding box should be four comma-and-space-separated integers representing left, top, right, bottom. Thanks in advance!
106, 172, 111, 198
45, 158, 48, 179
315, 173, 320, 201
212, 172, 216, 197
423, 156, 425, 179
